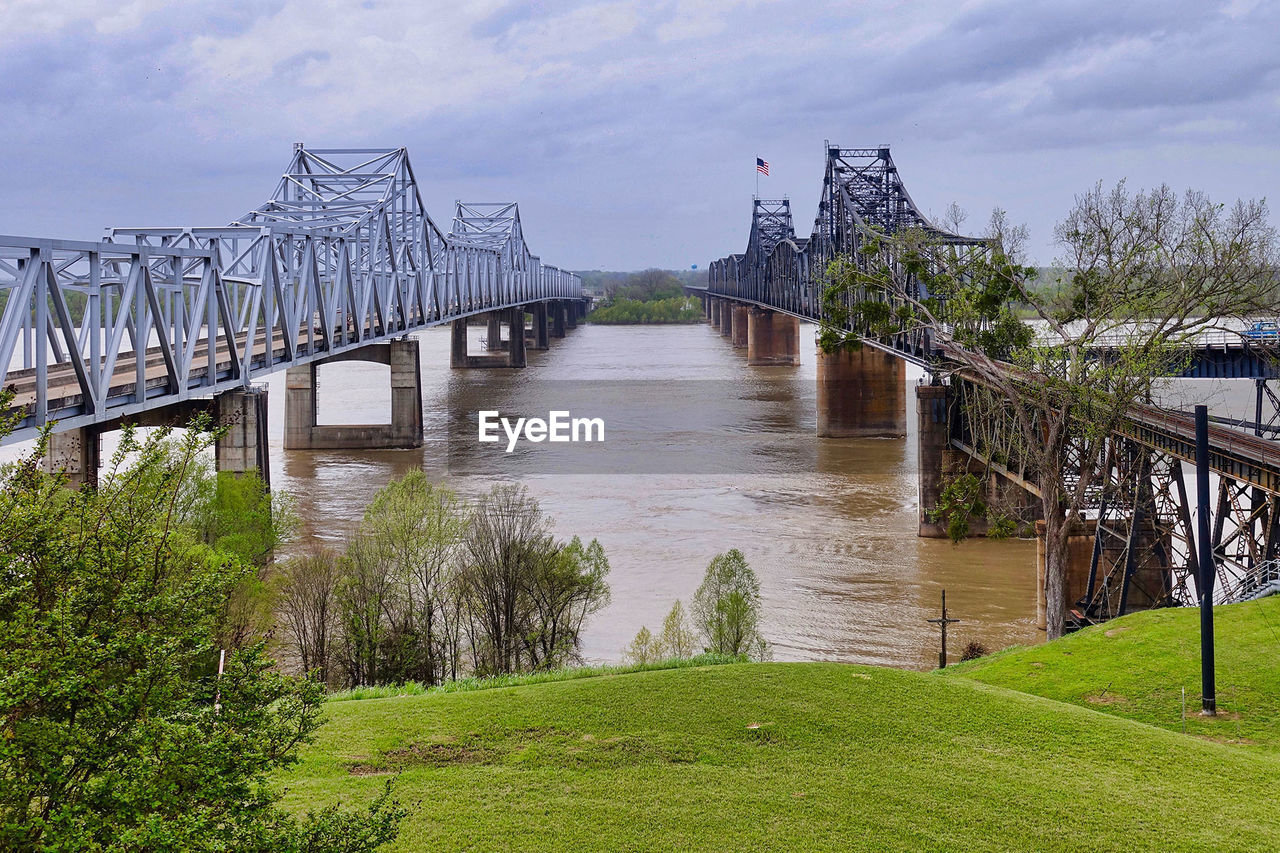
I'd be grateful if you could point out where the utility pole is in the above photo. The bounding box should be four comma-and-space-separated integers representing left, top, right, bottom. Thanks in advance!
927, 589, 961, 669
1194, 405, 1217, 715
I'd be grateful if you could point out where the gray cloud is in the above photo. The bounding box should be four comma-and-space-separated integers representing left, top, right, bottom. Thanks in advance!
0, 0, 1275, 268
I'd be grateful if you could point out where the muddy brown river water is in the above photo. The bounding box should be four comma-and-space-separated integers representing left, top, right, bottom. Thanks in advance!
263, 321, 1044, 669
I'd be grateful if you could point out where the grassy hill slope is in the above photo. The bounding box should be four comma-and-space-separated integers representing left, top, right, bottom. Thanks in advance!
949, 596, 1280, 748
281, 662, 1280, 851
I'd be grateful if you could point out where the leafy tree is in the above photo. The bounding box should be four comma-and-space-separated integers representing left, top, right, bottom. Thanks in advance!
657, 599, 698, 659
588, 296, 703, 324
345, 472, 466, 686
692, 549, 770, 660
0, 423, 402, 851
183, 463, 297, 650
821, 183, 1279, 637
624, 625, 661, 665
522, 535, 611, 670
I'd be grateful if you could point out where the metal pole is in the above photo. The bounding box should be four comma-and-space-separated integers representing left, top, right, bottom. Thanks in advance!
1256, 379, 1264, 437
1194, 405, 1216, 715
940, 590, 948, 669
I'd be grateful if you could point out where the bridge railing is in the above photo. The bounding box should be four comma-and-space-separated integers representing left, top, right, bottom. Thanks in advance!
2, 232, 582, 444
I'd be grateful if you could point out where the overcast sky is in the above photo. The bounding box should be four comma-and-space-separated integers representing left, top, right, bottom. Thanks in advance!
1, 0, 1276, 270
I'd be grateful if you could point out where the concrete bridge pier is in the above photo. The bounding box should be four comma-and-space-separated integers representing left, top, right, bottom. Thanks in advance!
565, 300, 579, 330
815, 345, 906, 437
508, 306, 528, 368
216, 386, 272, 486
529, 303, 550, 350
916, 383, 949, 537
746, 308, 800, 366
1035, 520, 1096, 631
285, 338, 423, 449
551, 302, 567, 338
41, 426, 102, 489
731, 305, 750, 349
719, 300, 734, 337
710, 298, 722, 327
486, 312, 505, 351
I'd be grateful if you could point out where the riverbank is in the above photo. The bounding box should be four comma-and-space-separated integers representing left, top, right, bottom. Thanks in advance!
281, 654, 1280, 850
586, 296, 703, 323
948, 595, 1280, 748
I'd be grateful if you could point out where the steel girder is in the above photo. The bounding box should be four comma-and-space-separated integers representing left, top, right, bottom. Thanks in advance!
705, 145, 988, 363
947, 373, 1280, 609
0, 146, 581, 444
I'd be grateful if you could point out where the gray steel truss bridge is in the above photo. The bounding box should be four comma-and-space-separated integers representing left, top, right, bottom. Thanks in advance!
1, 145, 587, 482
695, 143, 1280, 621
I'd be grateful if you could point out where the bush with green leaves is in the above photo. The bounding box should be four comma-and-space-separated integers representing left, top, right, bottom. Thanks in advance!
692, 549, 770, 661
0, 422, 402, 851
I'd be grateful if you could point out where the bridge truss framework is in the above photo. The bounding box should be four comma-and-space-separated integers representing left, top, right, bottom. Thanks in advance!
703, 143, 1280, 611
0, 145, 582, 445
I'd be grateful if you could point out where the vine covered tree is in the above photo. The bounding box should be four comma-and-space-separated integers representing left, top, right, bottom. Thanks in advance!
821, 182, 1279, 637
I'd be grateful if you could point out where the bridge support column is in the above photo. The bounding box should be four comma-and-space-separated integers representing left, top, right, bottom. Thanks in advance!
1035, 519, 1096, 631
508, 307, 527, 368
746, 309, 800, 366
917, 383, 949, 537
710, 299, 722, 327
215, 386, 270, 487
719, 301, 733, 337
815, 345, 906, 437
551, 303, 567, 338
731, 305, 749, 349
565, 301, 578, 330
42, 426, 101, 489
284, 339, 423, 448
486, 312, 504, 351
530, 303, 550, 350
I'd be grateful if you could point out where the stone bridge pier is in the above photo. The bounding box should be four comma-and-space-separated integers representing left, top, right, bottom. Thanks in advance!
815, 345, 906, 438
746, 308, 800, 366
285, 338, 423, 449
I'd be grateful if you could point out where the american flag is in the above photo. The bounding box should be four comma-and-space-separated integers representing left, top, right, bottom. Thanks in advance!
756, 157, 769, 176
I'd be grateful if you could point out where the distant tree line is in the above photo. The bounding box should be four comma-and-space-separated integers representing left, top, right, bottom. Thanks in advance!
585, 268, 706, 324
576, 267, 706, 298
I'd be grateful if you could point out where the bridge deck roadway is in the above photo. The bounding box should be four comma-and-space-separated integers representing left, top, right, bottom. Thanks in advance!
2, 301, 571, 443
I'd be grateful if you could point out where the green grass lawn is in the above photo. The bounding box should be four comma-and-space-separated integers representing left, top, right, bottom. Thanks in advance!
281, 661, 1280, 851
948, 596, 1280, 748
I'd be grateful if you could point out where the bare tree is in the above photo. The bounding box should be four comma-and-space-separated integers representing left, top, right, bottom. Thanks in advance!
822, 182, 1279, 638
460, 485, 611, 674
460, 484, 555, 675
275, 547, 341, 683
